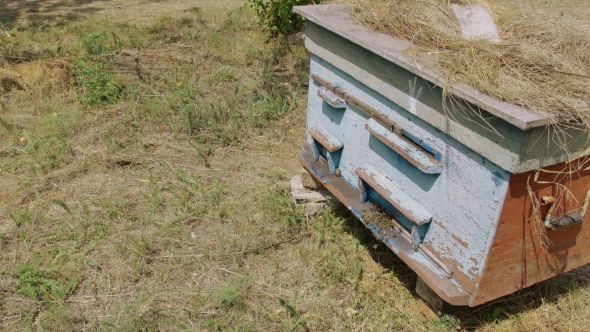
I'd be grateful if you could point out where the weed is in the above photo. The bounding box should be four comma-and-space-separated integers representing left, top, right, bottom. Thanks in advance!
278, 293, 313, 332
147, 15, 201, 43
205, 178, 227, 208
246, 0, 324, 39
144, 173, 166, 213
71, 33, 121, 105
44, 41, 64, 58
190, 141, 213, 167
38, 136, 69, 170
41, 109, 81, 136
189, 88, 245, 145
9, 206, 38, 227
99, 298, 181, 331
487, 306, 502, 322
314, 205, 345, 246
31, 305, 84, 332
428, 313, 462, 331
215, 65, 235, 83
80, 33, 112, 57
262, 190, 306, 229
317, 250, 354, 284
186, 6, 202, 14
10, 134, 71, 172
13, 262, 80, 306
0, 114, 12, 132
72, 57, 120, 105
250, 85, 300, 126
214, 277, 253, 309
232, 324, 256, 332
245, 44, 264, 62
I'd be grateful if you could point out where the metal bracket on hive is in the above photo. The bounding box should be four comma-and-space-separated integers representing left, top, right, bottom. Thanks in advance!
307, 125, 343, 175
544, 188, 590, 230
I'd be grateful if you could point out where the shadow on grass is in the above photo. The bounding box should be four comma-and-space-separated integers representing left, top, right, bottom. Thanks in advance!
0, 0, 104, 27
327, 202, 590, 330
328, 203, 420, 289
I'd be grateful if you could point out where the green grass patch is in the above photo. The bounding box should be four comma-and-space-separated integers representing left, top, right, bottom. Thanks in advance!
71, 33, 122, 105
14, 263, 80, 306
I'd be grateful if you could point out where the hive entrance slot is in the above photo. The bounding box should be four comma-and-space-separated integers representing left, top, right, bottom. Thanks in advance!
356, 165, 432, 245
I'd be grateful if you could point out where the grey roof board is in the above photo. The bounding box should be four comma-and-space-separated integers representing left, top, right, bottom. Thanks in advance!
293, 4, 550, 130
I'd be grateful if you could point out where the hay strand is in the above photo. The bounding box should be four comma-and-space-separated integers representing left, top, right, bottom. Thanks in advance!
346, 0, 590, 131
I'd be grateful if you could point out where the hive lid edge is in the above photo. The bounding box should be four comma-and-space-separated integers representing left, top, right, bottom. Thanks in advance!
293, 4, 549, 130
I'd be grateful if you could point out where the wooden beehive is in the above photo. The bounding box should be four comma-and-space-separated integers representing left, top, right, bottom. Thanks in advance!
294, 4, 590, 308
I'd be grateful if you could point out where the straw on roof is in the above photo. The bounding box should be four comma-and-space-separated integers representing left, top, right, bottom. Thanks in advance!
346, 0, 590, 131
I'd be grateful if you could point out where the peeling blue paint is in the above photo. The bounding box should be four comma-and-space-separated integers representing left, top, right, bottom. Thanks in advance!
306, 55, 511, 282
491, 172, 504, 187
308, 166, 328, 184
401, 130, 443, 162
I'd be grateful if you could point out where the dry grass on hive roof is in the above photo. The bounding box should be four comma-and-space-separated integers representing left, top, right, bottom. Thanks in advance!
346, 0, 590, 131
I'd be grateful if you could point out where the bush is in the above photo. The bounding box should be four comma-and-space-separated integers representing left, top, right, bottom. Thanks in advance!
71, 33, 122, 105
246, 0, 323, 39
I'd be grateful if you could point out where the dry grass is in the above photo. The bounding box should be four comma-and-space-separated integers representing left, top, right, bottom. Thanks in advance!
346, 0, 590, 132
1, 0, 590, 331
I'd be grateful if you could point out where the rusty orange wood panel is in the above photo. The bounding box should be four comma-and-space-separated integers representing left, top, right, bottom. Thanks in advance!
471, 158, 590, 306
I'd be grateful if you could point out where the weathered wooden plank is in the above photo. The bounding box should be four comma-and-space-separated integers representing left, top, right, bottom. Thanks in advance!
365, 119, 443, 174
290, 174, 332, 202
471, 161, 590, 306
356, 165, 433, 225
307, 126, 343, 153
317, 87, 347, 108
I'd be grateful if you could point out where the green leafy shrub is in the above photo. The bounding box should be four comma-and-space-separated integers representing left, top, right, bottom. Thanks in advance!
14, 264, 80, 306
71, 33, 122, 105
246, 0, 323, 39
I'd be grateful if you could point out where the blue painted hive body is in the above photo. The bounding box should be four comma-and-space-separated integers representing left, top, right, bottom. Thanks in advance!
294, 5, 590, 307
